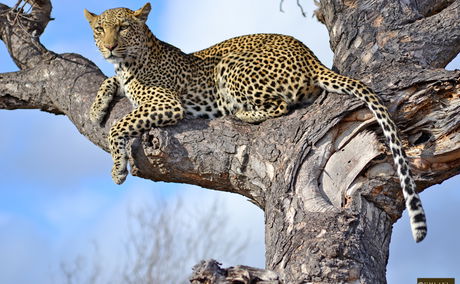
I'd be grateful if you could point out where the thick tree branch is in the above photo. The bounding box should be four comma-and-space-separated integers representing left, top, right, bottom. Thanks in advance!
391, 0, 460, 68
0, 68, 60, 113
415, 0, 457, 17
129, 93, 362, 208
315, 0, 460, 85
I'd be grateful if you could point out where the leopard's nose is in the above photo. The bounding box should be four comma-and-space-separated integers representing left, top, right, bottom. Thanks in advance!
105, 43, 118, 51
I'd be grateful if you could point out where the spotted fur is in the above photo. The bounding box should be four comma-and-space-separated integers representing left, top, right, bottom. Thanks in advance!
84, 3, 426, 242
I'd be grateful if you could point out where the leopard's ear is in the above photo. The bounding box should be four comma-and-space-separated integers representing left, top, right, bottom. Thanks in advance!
84, 9, 98, 25
133, 2, 151, 22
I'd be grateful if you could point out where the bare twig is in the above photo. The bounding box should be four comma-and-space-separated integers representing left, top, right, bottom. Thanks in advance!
279, 0, 307, 17
279, 0, 285, 13
296, 0, 307, 17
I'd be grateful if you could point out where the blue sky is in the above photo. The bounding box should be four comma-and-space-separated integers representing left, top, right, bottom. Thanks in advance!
0, 0, 459, 283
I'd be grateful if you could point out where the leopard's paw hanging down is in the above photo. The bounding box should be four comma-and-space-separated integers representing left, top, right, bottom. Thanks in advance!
89, 76, 119, 125
84, 3, 427, 242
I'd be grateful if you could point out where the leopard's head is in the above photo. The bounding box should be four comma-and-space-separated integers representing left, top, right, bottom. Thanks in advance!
84, 3, 151, 64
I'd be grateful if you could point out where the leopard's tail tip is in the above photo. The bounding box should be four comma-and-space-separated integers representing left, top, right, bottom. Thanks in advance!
413, 227, 427, 243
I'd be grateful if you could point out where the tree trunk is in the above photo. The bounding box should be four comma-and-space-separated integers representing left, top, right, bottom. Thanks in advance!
1, 1, 459, 283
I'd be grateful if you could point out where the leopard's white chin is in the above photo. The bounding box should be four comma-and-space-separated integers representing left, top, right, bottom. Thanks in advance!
106, 55, 124, 64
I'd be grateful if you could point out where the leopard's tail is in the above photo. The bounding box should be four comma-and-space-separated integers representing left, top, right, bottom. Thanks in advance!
314, 67, 427, 242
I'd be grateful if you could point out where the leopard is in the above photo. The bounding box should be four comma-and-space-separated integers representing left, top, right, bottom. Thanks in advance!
84, 3, 427, 242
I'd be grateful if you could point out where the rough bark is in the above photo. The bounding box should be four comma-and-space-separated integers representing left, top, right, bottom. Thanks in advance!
1, 0, 459, 283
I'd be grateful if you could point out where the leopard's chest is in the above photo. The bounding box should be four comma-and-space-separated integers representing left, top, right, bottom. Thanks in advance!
115, 65, 141, 107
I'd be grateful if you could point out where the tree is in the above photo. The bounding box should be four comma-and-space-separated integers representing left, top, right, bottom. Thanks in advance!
1, 0, 459, 283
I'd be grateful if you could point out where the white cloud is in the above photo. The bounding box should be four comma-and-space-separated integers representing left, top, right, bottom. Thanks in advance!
159, 0, 333, 66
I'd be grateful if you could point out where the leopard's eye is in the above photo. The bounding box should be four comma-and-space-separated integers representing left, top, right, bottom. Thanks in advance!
95, 26, 104, 33
119, 25, 129, 31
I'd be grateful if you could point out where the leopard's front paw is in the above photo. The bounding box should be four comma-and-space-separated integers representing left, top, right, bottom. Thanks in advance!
89, 105, 106, 125
112, 164, 128, 185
